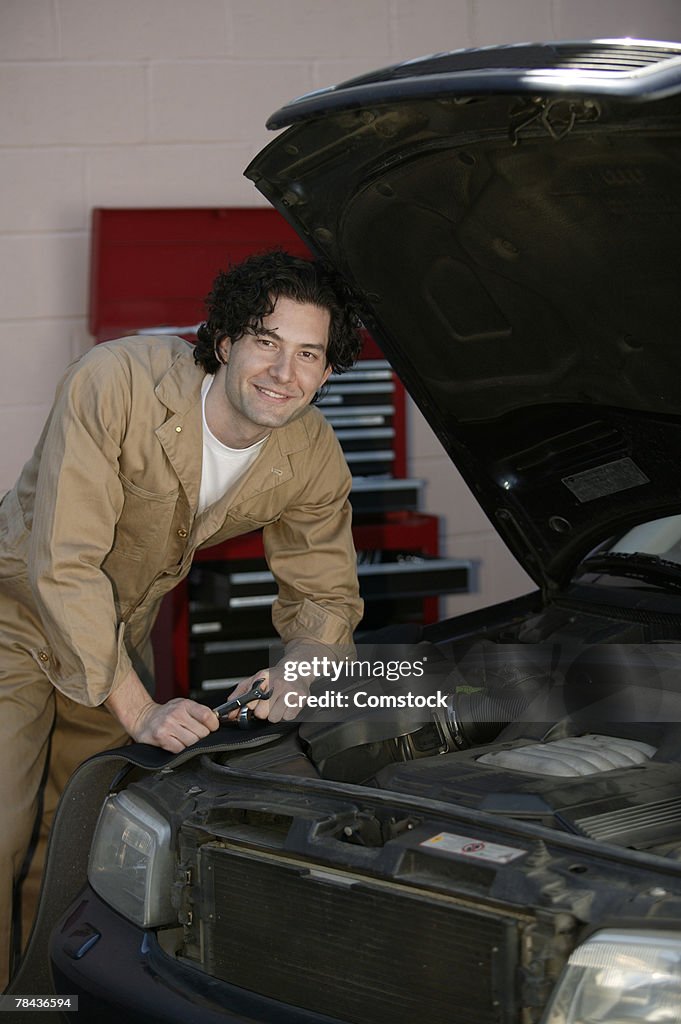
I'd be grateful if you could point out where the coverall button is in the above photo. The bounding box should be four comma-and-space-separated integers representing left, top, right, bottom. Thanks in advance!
177, 528, 188, 538
38, 650, 49, 662
175, 425, 182, 433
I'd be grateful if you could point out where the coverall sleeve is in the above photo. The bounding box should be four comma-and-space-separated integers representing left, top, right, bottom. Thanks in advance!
27, 347, 133, 706
262, 423, 363, 657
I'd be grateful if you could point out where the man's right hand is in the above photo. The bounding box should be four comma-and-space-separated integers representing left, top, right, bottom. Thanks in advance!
129, 697, 219, 752
105, 668, 219, 753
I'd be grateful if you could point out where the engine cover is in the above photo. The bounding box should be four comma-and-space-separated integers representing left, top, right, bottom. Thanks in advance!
476, 734, 656, 776
376, 733, 681, 852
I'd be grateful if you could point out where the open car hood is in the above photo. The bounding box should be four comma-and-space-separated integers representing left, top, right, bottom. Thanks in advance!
246, 40, 681, 591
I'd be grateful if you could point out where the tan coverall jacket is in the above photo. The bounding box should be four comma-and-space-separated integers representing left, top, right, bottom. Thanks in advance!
0, 335, 363, 986
0, 334, 363, 708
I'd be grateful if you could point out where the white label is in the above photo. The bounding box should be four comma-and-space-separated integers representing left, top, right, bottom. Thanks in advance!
420, 832, 526, 864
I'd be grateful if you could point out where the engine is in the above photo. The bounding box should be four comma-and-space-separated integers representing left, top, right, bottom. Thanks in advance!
298, 634, 681, 858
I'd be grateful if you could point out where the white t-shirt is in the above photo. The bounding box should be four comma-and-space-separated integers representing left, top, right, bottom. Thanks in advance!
197, 375, 268, 514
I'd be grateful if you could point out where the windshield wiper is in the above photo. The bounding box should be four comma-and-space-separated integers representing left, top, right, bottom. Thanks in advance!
579, 551, 681, 591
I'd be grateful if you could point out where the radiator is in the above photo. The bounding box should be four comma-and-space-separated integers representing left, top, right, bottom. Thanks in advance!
195, 842, 520, 1024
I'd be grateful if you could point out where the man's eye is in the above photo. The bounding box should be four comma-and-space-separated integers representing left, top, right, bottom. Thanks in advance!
300, 351, 317, 360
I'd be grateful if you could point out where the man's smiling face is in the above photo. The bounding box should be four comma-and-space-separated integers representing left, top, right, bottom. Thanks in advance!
212, 296, 332, 448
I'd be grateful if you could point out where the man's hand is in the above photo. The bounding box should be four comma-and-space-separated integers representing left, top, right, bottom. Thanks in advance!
224, 665, 311, 723
128, 697, 219, 752
106, 668, 219, 753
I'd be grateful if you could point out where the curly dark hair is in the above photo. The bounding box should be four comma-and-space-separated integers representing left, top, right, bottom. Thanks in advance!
194, 249, 362, 376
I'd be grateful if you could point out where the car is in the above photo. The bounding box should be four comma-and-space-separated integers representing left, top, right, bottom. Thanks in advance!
10, 37, 681, 1024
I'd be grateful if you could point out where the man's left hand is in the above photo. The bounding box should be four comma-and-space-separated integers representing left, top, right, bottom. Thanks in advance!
222, 665, 310, 723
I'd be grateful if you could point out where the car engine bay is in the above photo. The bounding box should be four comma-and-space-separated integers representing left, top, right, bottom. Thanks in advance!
230, 601, 681, 861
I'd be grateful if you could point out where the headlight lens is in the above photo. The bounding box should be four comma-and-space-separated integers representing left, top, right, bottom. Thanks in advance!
543, 930, 681, 1023
88, 791, 176, 928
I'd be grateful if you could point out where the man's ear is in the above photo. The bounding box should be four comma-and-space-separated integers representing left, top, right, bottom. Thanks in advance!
321, 363, 333, 386
216, 337, 232, 365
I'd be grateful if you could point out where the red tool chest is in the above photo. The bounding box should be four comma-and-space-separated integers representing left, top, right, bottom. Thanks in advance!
90, 207, 471, 700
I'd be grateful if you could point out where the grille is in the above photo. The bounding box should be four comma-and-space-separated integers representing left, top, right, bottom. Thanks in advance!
575, 795, 681, 847
197, 844, 520, 1024
542, 44, 681, 73
342, 43, 681, 87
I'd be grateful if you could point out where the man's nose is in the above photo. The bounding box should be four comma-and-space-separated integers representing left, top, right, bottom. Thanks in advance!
269, 350, 295, 382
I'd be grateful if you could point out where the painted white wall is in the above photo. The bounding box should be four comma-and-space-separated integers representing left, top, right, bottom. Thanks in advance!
1, 0, 680, 613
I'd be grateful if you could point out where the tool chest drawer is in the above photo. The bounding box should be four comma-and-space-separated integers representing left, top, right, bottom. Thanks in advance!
190, 555, 470, 628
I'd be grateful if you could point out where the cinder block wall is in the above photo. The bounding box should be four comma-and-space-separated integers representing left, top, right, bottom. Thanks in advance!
1, 0, 680, 614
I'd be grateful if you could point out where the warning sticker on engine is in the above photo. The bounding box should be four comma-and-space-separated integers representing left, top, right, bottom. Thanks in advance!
420, 832, 526, 864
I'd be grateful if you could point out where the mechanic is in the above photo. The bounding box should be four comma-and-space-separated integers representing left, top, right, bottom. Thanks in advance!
0, 250, 364, 989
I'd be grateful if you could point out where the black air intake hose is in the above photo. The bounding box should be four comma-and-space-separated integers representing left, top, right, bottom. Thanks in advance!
446, 689, 538, 748
442, 640, 552, 748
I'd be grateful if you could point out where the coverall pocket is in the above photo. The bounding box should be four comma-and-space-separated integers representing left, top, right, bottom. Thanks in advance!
114, 475, 179, 561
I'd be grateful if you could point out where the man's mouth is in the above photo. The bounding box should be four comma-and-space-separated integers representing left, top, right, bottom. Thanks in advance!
254, 384, 294, 402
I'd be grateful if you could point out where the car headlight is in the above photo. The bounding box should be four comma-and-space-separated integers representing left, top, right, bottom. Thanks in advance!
543, 929, 681, 1023
88, 791, 176, 928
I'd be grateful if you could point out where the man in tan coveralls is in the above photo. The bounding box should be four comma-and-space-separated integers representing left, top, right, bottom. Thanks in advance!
0, 251, 364, 989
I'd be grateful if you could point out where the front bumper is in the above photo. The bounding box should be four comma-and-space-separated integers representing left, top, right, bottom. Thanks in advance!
50, 885, 346, 1024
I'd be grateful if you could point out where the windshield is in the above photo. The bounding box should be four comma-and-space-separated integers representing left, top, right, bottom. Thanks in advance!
607, 515, 681, 566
